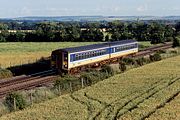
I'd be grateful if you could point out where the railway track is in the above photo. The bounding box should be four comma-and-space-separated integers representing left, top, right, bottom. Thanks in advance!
0, 42, 173, 99
0, 69, 58, 98
135, 42, 172, 57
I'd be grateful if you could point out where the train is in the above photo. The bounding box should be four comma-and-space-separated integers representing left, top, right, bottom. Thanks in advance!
51, 40, 138, 74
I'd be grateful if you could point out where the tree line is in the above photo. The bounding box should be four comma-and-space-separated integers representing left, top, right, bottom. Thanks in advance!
0, 21, 180, 44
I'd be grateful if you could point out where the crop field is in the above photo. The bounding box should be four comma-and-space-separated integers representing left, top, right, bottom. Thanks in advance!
1, 55, 180, 120
0, 42, 150, 68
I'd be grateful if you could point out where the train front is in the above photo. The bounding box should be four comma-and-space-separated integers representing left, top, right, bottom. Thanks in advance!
51, 50, 57, 69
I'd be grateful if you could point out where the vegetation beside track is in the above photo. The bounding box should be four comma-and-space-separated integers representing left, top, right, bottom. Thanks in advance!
1, 55, 180, 120
0, 68, 13, 79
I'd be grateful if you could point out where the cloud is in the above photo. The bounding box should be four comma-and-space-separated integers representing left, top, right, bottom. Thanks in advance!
137, 4, 148, 12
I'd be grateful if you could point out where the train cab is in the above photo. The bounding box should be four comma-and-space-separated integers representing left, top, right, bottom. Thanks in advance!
51, 50, 69, 73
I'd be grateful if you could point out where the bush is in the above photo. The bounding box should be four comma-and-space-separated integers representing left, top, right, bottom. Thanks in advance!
119, 61, 127, 72
157, 49, 166, 54
122, 57, 135, 65
100, 65, 114, 76
0, 68, 13, 79
173, 37, 180, 47
150, 53, 162, 62
4, 93, 27, 112
54, 75, 78, 88
165, 37, 174, 42
81, 71, 108, 84
170, 50, 178, 54
135, 57, 146, 66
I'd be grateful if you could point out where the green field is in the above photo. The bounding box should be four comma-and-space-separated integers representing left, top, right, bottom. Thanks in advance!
1, 55, 180, 120
0, 41, 151, 68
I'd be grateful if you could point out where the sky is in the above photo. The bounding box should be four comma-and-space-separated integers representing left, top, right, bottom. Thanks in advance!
0, 0, 180, 18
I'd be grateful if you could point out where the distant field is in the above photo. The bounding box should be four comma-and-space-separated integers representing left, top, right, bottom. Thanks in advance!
0, 42, 98, 68
0, 41, 150, 68
1, 55, 180, 120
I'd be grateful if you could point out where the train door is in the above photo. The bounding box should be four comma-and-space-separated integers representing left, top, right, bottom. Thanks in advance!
54, 51, 63, 70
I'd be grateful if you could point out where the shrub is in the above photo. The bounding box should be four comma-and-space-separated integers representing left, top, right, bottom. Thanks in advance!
122, 57, 135, 65
173, 37, 180, 47
54, 75, 78, 88
135, 57, 146, 66
81, 70, 107, 84
157, 49, 166, 54
101, 65, 114, 76
150, 53, 162, 62
119, 61, 127, 72
4, 92, 27, 112
170, 50, 178, 54
0, 68, 13, 79
165, 37, 174, 42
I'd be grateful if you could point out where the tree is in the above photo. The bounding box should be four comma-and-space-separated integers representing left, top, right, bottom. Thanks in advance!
149, 22, 166, 44
80, 29, 103, 42
105, 34, 110, 41
0, 23, 8, 30
111, 32, 121, 41
175, 22, 180, 32
35, 22, 56, 41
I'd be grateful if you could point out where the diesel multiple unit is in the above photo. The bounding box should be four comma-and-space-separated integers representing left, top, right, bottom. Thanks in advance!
51, 40, 138, 73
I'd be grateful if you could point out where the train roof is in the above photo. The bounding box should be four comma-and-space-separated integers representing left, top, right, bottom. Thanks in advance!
56, 40, 137, 53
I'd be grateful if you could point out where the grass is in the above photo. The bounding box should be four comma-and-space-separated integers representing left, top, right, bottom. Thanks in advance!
1, 55, 180, 120
138, 41, 155, 50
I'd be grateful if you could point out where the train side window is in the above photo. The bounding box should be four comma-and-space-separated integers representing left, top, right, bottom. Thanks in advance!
95, 51, 97, 56
85, 53, 87, 59
83, 53, 86, 59
94, 51, 96, 57
93, 51, 95, 57
82, 53, 84, 59
79, 54, 83, 60
99, 50, 101, 56
121, 46, 123, 51
75, 54, 78, 61
96, 51, 98, 56
87, 52, 90, 58
127, 45, 129, 49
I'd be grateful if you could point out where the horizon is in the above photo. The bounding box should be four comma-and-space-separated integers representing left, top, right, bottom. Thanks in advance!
2, 15, 180, 19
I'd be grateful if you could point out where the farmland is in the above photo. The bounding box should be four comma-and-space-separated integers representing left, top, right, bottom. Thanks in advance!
0, 42, 151, 68
1, 55, 180, 120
